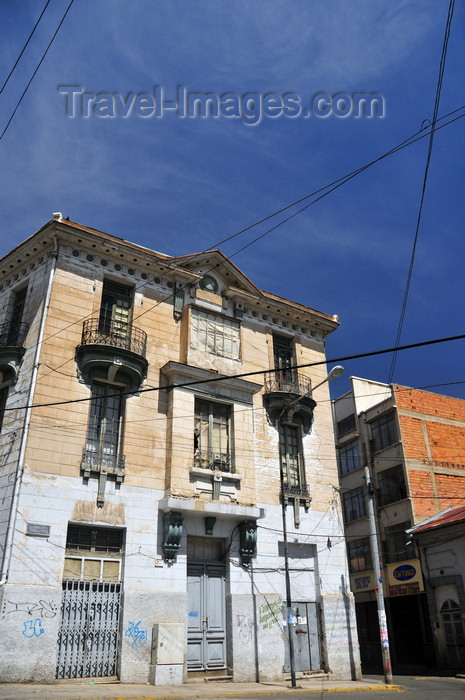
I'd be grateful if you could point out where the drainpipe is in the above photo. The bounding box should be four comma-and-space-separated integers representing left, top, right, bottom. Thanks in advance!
0, 235, 59, 586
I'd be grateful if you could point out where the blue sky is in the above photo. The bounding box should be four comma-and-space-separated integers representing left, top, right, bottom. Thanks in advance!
1, 0, 464, 399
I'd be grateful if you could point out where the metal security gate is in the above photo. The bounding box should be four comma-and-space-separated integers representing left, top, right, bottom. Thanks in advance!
284, 602, 321, 673
56, 580, 121, 679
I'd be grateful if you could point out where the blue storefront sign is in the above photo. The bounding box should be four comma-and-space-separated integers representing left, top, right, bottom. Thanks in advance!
392, 563, 416, 582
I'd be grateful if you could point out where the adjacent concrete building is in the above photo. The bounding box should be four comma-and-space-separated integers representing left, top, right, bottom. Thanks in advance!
0, 216, 360, 684
333, 377, 465, 673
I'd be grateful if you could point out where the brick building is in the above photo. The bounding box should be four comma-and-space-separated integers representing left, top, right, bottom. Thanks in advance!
0, 216, 360, 684
333, 377, 465, 673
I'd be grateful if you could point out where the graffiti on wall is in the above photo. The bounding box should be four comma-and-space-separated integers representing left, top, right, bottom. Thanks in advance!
258, 598, 282, 630
125, 620, 147, 647
236, 615, 253, 642
2, 599, 57, 619
22, 618, 45, 638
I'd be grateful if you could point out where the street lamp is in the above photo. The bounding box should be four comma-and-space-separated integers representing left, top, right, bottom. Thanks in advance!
278, 365, 344, 688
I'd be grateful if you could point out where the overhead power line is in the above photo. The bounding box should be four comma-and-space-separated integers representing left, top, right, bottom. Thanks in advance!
388, 0, 456, 382
0, 0, 75, 140
0, 0, 52, 94
4, 331, 465, 412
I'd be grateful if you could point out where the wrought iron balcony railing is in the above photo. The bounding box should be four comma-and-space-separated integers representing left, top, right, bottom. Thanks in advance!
81, 447, 126, 471
194, 449, 235, 473
264, 371, 312, 396
282, 483, 310, 498
0, 321, 29, 348
80, 318, 147, 357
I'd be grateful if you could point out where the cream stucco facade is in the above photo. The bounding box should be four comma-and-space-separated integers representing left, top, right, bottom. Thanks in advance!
0, 217, 360, 684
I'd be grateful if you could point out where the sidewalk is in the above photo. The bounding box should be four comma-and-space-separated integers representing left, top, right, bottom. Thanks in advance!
0, 675, 404, 700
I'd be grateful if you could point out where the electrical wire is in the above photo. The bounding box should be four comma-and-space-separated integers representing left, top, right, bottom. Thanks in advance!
5, 331, 465, 412
0, 0, 52, 94
9, 102, 465, 386
0, 0, 76, 140
387, 0, 456, 383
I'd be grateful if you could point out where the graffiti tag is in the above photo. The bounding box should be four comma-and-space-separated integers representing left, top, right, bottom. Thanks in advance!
125, 620, 147, 647
22, 618, 45, 638
2, 599, 57, 619
237, 615, 253, 642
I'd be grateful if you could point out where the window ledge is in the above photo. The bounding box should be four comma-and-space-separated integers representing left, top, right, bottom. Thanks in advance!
371, 440, 402, 456
159, 496, 265, 520
190, 466, 242, 481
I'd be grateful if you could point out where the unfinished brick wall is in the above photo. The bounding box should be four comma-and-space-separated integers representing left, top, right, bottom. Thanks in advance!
397, 415, 428, 460
393, 385, 465, 521
408, 471, 436, 518
394, 385, 465, 422
426, 423, 465, 466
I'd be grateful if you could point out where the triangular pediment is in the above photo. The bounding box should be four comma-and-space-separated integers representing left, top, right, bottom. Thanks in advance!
169, 249, 260, 298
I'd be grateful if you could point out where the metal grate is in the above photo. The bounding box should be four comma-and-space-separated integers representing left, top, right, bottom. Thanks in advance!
56, 580, 121, 679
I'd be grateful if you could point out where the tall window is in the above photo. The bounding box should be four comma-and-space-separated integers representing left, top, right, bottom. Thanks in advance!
273, 334, 294, 387
378, 465, 407, 506
99, 280, 133, 335
338, 439, 361, 475
85, 383, 124, 467
370, 412, 398, 452
347, 537, 372, 573
343, 486, 366, 522
194, 398, 232, 471
441, 599, 465, 667
191, 309, 240, 360
8, 286, 27, 344
0, 385, 8, 433
279, 423, 305, 494
383, 521, 411, 564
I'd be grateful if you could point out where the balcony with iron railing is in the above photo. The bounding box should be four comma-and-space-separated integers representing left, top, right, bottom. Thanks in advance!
264, 371, 312, 396
193, 449, 235, 473
0, 320, 29, 381
0, 321, 29, 348
81, 447, 126, 508
76, 318, 148, 392
263, 370, 316, 432
81, 446, 126, 473
80, 318, 147, 356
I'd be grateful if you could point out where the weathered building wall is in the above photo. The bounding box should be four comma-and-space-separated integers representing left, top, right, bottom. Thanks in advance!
0, 220, 360, 685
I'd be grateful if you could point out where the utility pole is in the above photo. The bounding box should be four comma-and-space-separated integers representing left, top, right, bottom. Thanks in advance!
365, 466, 393, 684
277, 365, 344, 689
279, 453, 297, 688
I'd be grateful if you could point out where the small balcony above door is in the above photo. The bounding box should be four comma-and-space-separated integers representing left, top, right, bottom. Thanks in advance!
75, 318, 148, 392
263, 370, 316, 432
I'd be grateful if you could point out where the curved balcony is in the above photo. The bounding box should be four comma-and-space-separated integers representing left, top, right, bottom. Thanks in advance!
263, 370, 316, 432
0, 321, 29, 381
75, 318, 148, 392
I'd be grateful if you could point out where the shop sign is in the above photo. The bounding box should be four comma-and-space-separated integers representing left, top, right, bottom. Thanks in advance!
350, 572, 376, 592
386, 559, 423, 592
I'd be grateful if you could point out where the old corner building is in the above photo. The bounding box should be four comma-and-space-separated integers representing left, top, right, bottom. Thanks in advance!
0, 216, 360, 684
